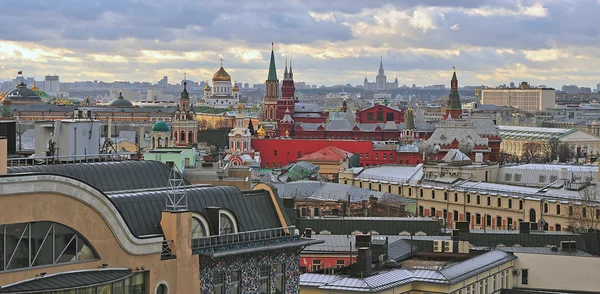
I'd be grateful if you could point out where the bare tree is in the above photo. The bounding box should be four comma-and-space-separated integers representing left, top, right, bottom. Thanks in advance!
522, 142, 542, 163
198, 119, 208, 130
558, 143, 572, 163
542, 137, 560, 162
568, 185, 600, 231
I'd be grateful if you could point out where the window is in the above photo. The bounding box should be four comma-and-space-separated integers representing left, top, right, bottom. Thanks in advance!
312, 260, 321, 271
492, 274, 496, 291
477, 195, 481, 205
419, 206, 424, 216
420, 189, 423, 198
219, 210, 238, 235
383, 153, 387, 159
388, 186, 392, 193
466, 212, 471, 223
443, 209, 448, 220
214, 273, 225, 294
275, 264, 285, 293
519, 200, 524, 210
467, 194, 471, 203
408, 188, 412, 197
431, 207, 436, 217
508, 199, 513, 209
504, 173, 512, 181
274, 150, 278, 156
376, 111, 384, 121
521, 269, 529, 285
487, 196, 491, 206
260, 266, 270, 293
432, 190, 436, 199
583, 207, 587, 218
486, 215, 492, 226
500, 271, 504, 290
0, 222, 98, 272
375, 153, 379, 159
498, 198, 502, 208
367, 113, 374, 121
555, 224, 562, 231
386, 112, 394, 122
444, 192, 448, 201
336, 260, 346, 268
550, 175, 558, 182
544, 203, 548, 213
191, 214, 209, 238
227, 271, 240, 294
569, 206, 573, 216
454, 193, 458, 202
476, 213, 481, 225
453, 210, 459, 221
514, 174, 522, 182
539, 175, 546, 183
555, 204, 561, 214
508, 217, 514, 230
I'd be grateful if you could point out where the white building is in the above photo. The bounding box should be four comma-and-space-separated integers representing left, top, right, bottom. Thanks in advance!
481, 82, 555, 113
363, 58, 398, 91
203, 60, 240, 108
44, 75, 60, 96
224, 106, 259, 167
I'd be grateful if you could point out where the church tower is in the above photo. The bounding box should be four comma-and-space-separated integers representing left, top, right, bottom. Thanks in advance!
263, 43, 279, 121
445, 68, 462, 119
277, 59, 296, 121
172, 74, 197, 147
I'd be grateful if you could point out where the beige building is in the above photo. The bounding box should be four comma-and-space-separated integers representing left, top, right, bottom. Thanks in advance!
481, 83, 555, 113
499, 125, 600, 159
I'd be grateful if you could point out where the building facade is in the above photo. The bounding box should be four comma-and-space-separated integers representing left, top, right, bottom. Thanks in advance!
363, 58, 399, 91
203, 60, 240, 108
481, 82, 556, 113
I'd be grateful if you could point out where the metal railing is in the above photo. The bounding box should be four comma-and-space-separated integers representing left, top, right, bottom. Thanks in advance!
161, 240, 175, 259
191, 226, 297, 250
7, 153, 133, 167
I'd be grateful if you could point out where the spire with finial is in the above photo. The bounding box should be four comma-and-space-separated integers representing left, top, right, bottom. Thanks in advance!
180, 73, 189, 100
289, 59, 293, 79
284, 59, 288, 79
220, 58, 223, 67
267, 43, 277, 81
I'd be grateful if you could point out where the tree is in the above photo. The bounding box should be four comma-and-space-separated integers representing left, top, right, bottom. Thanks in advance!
544, 137, 560, 162
248, 120, 255, 135
568, 185, 600, 232
198, 119, 208, 130
521, 142, 542, 163
558, 143, 572, 163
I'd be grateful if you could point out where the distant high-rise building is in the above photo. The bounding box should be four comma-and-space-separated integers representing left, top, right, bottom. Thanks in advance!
597, 82, 600, 93
44, 75, 60, 96
363, 58, 398, 91
580, 87, 592, 94
481, 82, 555, 113
157, 76, 168, 86
561, 85, 579, 94
244, 83, 249, 88
510, 82, 515, 88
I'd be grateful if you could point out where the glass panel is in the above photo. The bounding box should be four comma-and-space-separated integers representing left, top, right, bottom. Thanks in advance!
6, 223, 29, 270
191, 217, 206, 238
260, 266, 270, 294
230, 271, 241, 294
113, 280, 124, 294
54, 224, 76, 263
214, 272, 225, 294
132, 273, 146, 294
219, 214, 234, 234
124, 277, 132, 294
98, 284, 112, 294
78, 287, 96, 294
31, 222, 53, 267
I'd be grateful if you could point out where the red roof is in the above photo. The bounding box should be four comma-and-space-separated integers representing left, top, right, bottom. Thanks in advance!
298, 146, 353, 162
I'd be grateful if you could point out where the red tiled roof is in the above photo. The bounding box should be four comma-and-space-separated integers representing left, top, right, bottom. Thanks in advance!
298, 146, 353, 162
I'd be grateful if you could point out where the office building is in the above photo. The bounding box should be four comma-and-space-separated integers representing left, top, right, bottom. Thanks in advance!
44, 75, 60, 96
481, 82, 555, 113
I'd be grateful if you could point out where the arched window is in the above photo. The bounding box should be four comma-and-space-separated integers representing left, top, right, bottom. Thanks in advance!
0, 221, 98, 272
157, 137, 162, 147
180, 131, 185, 142
529, 208, 537, 223
191, 214, 210, 239
219, 210, 238, 235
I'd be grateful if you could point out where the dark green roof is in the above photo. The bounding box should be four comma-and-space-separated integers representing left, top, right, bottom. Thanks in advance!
108, 186, 289, 237
267, 47, 277, 81
7, 161, 188, 192
294, 217, 441, 235
152, 121, 170, 132
0, 269, 132, 293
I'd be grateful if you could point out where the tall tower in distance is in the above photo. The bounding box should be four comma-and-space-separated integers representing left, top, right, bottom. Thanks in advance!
263, 43, 279, 121
376, 57, 386, 90
445, 67, 462, 119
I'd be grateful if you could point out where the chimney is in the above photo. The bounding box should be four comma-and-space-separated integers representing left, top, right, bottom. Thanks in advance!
356, 247, 372, 277
0, 137, 7, 175
355, 234, 372, 248
304, 228, 312, 238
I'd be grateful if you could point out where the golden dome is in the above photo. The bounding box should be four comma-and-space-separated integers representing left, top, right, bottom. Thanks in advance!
232, 81, 239, 91
212, 65, 231, 82
204, 81, 211, 91
285, 130, 289, 136
257, 126, 266, 136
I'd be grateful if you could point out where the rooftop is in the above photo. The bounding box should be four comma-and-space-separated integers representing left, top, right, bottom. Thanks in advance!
354, 164, 423, 184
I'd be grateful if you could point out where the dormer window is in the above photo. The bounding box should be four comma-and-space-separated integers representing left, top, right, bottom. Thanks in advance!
191, 213, 210, 238
219, 210, 238, 235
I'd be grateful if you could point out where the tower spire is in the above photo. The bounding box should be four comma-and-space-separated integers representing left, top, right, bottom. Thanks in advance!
267, 43, 278, 81
284, 59, 288, 79
289, 59, 293, 79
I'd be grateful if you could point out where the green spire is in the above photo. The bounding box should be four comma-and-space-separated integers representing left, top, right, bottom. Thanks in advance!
267, 43, 278, 81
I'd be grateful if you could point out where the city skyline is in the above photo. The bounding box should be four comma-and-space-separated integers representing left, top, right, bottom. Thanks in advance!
0, 0, 599, 88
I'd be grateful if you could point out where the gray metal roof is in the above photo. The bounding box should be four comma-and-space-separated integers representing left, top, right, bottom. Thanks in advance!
108, 186, 288, 237
272, 181, 415, 203
295, 217, 441, 236
440, 250, 517, 284
498, 246, 592, 257
0, 269, 132, 293
7, 161, 188, 192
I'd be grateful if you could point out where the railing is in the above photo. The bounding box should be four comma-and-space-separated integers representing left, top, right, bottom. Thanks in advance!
7, 153, 133, 167
191, 226, 297, 250
161, 240, 175, 260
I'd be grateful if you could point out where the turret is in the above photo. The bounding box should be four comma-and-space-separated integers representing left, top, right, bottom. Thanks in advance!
445, 67, 462, 119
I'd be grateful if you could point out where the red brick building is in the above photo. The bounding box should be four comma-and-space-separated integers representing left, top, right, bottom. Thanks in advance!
355, 103, 405, 124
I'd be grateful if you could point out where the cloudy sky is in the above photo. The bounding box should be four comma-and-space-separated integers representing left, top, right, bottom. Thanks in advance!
1, 0, 599, 88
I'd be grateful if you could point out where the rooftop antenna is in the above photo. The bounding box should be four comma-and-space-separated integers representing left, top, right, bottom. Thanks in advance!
165, 164, 188, 211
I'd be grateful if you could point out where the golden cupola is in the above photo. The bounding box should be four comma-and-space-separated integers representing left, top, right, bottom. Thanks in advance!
212, 58, 231, 82
203, 80, 211, 91
256, 125, 266, 137
232, 81, 239, 91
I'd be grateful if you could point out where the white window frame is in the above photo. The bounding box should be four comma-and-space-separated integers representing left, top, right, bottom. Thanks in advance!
191, 213, 211, 238
218, 209, 239, 235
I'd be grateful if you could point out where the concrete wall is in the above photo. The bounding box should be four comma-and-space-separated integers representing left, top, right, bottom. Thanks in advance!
513, 252, 600, 292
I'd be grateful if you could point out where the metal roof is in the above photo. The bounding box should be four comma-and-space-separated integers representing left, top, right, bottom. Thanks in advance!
272, 181, 416, 203
498, 246, 592, 257
7, 161, 188, 192
294, 217, 441, 236
0, 269, 132, 293
108, 186, 287, 237
440, 250, 516, 284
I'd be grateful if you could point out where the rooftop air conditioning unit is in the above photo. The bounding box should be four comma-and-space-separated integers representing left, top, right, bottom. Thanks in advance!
433, 240, 443, 253
512, 269, 520, 276
458, 241, 470, 254
444, 240, 454, 253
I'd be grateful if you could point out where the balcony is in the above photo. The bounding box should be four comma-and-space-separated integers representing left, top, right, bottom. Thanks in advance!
191, 226, 297, 251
